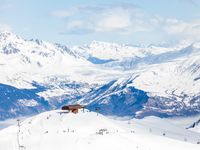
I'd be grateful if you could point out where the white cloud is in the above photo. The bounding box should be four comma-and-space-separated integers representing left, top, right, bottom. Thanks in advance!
94, 6, 154, 33
95, 8, 132, 32
0, 24, 12, 32
163, 19, 188, 34
163, 18, 200, 41
53, 4, 200, 43
56, 5, 153, 34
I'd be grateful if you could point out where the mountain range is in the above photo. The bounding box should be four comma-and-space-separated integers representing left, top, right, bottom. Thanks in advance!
0, 31, 200, 120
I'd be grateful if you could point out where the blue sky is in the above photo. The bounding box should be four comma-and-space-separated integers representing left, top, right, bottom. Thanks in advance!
0, 0, 200, 46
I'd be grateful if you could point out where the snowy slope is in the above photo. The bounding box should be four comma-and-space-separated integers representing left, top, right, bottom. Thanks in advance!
0, 110, 200, 150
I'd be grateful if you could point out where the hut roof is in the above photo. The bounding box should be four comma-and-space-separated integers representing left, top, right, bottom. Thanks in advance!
62, 104, 84, 110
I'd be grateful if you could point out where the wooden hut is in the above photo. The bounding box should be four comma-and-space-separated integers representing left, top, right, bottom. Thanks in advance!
61, 104, 84, 114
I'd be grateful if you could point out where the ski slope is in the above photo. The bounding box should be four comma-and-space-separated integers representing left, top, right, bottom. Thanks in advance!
0, 110, 199, 150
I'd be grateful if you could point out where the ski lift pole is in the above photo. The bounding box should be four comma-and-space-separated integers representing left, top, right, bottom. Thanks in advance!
17, 119, 21, 150
95, 107, 100, 116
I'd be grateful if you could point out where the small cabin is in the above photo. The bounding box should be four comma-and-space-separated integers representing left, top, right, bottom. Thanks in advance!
61, 104, 84, 114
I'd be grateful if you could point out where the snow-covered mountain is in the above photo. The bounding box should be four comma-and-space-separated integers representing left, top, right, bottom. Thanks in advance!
71, 40, 189, 61
0, 110, 200, 150
0, 31, 200, 120
74, 40, 200, 118
0, 31, 95, 120
0, 31, 129, 120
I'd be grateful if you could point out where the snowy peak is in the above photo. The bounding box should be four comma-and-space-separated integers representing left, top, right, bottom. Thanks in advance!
0, 31, 75, 58
0, 31, 22, 41
79, 40, 148, 60
72, 40, 193, 62
0, 31, 91, 69
0, 31, 23, 54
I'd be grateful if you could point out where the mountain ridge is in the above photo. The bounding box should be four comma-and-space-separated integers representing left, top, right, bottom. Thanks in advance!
0, 31, 200, 120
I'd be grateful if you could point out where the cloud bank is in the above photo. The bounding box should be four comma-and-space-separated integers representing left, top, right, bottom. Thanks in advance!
51, 3, 200, 43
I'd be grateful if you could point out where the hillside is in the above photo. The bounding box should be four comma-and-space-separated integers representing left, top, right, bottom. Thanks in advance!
0, 110, 200, 150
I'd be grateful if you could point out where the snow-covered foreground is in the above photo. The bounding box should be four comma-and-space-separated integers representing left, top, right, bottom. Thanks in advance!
0, 110, 199, 150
